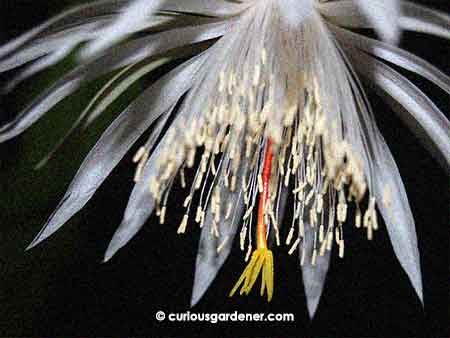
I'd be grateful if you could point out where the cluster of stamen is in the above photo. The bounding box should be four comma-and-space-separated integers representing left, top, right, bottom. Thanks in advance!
133, 47, 380, 295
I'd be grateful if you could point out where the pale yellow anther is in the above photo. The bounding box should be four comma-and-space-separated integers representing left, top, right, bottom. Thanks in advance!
305, 189, 315, 206
309, 208, 317, 227
258, 175, 263, 193
183, 195, 192, 208
288, 238, 300, 255
240, 226, 247, 251
311, 249, 317, 266
286, 226, 295, 245
132, 146, 146, 163
211, 221, 220, 238
225, 201, 233, 220
177, 214, 188, 234
230, 175, 237, 192
338, 240, 345, 258
195, 206, 202, 223
284, 171, 291, 187
217, 237, 229, 253
316, 194, 323, 213
326, 231, 333, 251
300, 246, 306, 266
299, 219, 305, 237
159, 206, 166, 225
355, 207, 362, 228
180, 168, 186, 188
194, 172, 204, 190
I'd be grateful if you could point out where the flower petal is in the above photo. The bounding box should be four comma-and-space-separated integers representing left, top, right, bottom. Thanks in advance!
317, 0, 401, 43
190, 177, 246, 306
331, 25, 450, 94
318, 0, 450, 40
351, 52, 450, 170
102, 52, 210, 260
399, 1, 450, 40
81, 0, 246, 58
0, 0, 127, 58
372, 129, 424, 304
301, 217, 331, 318
26, 55, 205, 250
0, 21, 229, 142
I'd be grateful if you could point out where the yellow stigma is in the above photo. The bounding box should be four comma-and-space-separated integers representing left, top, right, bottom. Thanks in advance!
229, 248, 274, 302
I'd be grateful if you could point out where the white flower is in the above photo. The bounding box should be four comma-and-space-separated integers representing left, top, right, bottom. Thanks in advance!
1, 0, 448, 317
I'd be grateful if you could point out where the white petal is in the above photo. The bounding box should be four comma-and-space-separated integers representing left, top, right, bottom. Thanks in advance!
27, 55, 205, 250
103, 52, 209, 260
331, 25, 450, 94
317, 0, 401, 43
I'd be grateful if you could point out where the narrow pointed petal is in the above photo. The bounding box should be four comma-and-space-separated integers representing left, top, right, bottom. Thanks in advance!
0, 0, 127, 58
190, 186, 245, 306
351, 52, 450, 170
318, 0, 450, 40
102, 107, 174, 262
0, 21, 229, 142
301, 220, 331, 319
103, 53, 209, 260
27, 55, 204, 249
372, 130, 424, 303
399, 1, 450, 40
81, 0, 243, 58
316, 0, 401, 43
4, 43, 77, 92
355, 0, 401, 44
331, 25, 450, 94
36, 56, 175, 169
348, 51, 427, 302
81, 0, 168, 58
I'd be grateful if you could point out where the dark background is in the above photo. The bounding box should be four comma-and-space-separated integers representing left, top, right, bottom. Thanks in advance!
0, 0, 448, 336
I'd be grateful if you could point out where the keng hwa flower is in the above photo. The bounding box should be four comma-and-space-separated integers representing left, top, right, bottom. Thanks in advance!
1, 0, 449, 317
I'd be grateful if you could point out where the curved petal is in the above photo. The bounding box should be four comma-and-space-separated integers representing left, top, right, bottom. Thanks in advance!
82, 0, 247, 58
103, 52, 210, 260
318, 0, 450, 40
316, 0, 401, 43
35, 56, 176, 169
331, 25, 450, 94
26, 54, 205, 249
0, 21, 105, 73
350, 51, 450, 170
399, 1, 450, 40
191, 176, 246, 306
371, 129, 424, 304
336, 47, 424, 304
301, 220, 331, 318
0, 0, 128, 58
0, 21, 230, 142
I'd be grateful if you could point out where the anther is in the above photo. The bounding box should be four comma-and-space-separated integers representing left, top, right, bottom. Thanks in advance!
177, 214, 188, 234
288, 238, 300, 255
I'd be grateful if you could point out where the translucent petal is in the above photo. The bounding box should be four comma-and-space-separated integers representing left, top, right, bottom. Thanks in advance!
0, 21, 229, 142
331, 25, 450, 94
26, 55, 205, 249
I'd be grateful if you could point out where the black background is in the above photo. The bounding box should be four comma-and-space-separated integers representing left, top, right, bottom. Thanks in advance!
0, 0, 448, 336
